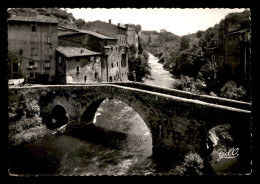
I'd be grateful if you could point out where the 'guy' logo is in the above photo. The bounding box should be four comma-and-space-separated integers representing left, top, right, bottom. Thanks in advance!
217, 147, 239, 161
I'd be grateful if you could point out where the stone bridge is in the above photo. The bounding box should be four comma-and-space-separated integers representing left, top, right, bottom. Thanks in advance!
9, 82, 251, 161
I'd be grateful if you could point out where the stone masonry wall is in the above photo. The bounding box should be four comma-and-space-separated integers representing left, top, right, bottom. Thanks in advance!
8, 84, 251, 158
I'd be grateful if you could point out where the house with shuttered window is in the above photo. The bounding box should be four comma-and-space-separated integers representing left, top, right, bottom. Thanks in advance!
7, 12, 58, 84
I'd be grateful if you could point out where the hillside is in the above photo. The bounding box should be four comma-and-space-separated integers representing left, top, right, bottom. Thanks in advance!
7, 8, 82, 29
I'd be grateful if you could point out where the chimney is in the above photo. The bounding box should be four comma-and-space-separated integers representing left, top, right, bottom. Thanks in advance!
109, 19, 111, 24
7, 12, 11, 19
118, 23, 120, 26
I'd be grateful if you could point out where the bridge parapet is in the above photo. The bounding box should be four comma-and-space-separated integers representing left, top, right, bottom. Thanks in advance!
8, 84, 251, 160
108, 82, 251, 111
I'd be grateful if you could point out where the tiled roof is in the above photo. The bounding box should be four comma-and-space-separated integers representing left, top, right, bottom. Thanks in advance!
56, 46, 101, 58
225, 28, 250, 36
58, 31, 84, 37
76, 29, 117, 40
8, 15, 58, 24
85, 20, 128, 30
58, 25, 117, 40
127, 27, 136, 31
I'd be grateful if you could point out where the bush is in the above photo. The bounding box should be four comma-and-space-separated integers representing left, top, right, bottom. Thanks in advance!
8, 91, 54, 146
220, 81, 247, 100
128, 51, 151, 82
198, 61, 218, 92
172, 75, 199, 94
170, 152, 204, 175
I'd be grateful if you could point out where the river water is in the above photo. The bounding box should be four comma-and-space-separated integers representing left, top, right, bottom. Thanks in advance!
143, 53, 176, 88
10, 97, 181, 176
9, 54, 249, 176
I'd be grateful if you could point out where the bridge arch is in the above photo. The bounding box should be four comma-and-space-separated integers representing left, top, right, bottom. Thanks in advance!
47, 105, 69, 129
79, 96, 152, 132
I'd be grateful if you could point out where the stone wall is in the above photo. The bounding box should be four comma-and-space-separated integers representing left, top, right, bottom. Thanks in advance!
8, 84, 251, 158
65, 56, 102, 83
8, 22, 58, 82
110, 82, 251, 111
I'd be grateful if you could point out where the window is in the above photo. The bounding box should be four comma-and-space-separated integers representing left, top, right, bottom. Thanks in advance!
12, 63, 18, 72
13, 73, 18, 79
47, 36, 51, 44
95, 72, 98, 80
121, 54, 126, 67
76, 58, 80, 62
76, 66, 80, 72
104, 41, 107, 46
31, 48, 38, 56
45, 61, 50, 68
111, 47, 113, 51
32, 25, 37, 32
84, 76, 87, 81
111, 63, 113, 68
117, 62, 118, 67
29, 72, 34, 78
58, 57, 62, 64
48, 48, 52, 56
29, 61, 35, 66
19, 50, 23, 55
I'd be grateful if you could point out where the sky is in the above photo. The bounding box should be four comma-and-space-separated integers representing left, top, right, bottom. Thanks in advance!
66, 8, 248, 36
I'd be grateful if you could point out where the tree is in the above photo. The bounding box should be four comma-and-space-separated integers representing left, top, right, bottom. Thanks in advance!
220, 81, 247, 100
148, 33, 152, 44
134, 53, 151, 82
128, 51, 151, 82
198, 61, 218, 92
75, 18, 85, 28
138, 36, 144, 54
196, 30, 203, 38
179, 37, 190, 51
219, 10, 250, 27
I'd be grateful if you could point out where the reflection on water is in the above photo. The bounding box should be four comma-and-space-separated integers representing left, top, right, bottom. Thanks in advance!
9, 134, 155, 176
9, 75, 249, 175
9, 99, 160, 176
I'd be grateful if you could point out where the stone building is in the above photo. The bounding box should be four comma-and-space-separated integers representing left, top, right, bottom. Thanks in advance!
81, 20, 129, 81
126, 26, 139, 58
58, 25, 129, 82
56, 46, 101, 84
7, 13, 58, 84
211, 22, 251, 83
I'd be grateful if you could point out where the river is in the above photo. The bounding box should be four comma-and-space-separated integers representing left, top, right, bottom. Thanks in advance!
9, 54, 248, 176
9, 97, 179, 176
143, 53, 176, 88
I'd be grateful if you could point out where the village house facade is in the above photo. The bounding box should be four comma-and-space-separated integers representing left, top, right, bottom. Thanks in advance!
211, 22, 251, 84
7, 12, 58, 84
126, 26, 139, 58
58, 23, 129, 82
56, 46, 101, 84
81, 20, 129, 81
